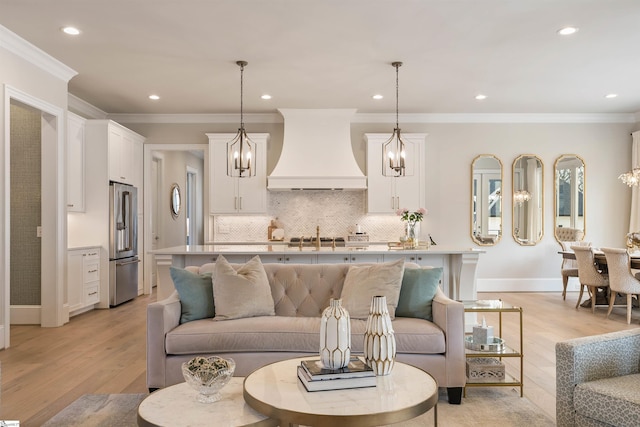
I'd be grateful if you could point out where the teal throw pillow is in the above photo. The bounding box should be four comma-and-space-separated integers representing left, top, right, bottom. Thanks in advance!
170, 267, 215, 324
396, 267, 443, 322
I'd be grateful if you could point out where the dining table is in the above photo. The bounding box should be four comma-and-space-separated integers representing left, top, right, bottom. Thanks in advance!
559, 249, 640, 270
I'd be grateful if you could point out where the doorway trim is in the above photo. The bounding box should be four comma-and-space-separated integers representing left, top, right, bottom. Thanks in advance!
143, 143, 208, 296
3, 85, 66, 347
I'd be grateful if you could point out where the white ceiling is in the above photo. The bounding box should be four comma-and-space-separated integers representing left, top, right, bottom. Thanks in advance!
2, 0, 640, 116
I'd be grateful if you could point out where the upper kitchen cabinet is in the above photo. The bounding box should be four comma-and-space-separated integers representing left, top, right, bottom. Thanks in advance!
106, 122, 144, 186
85, 120, 144, 194
208, 133, 268, 214
67, 112, 86, 212
365, 133, 426, 214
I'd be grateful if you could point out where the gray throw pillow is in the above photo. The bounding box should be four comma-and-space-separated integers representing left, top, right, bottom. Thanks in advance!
170, 267, 214, 324
340, 258, 405, 319
396, 267, 442, 321
213, 255, 275, 320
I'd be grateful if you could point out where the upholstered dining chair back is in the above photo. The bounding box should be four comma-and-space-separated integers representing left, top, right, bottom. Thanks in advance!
556, 227, 584, 245
601, 247, 640, 324
602, 248, 640, 294
572, 245, 609, 313
572, 245, 608, 288
560, 241, 591, 302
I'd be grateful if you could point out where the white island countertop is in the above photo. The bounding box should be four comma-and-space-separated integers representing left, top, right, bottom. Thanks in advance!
150, 244, 484, 256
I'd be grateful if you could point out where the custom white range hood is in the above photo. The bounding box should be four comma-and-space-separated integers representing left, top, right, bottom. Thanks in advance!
267, 109, 367, 190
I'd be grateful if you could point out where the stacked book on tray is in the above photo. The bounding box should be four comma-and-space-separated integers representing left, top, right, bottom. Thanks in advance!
297, 357, 376, 391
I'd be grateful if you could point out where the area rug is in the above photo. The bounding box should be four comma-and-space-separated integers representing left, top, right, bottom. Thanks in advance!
44, 388, 554, 426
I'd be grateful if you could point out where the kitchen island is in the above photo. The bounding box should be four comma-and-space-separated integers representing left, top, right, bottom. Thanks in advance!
151, 244, 484, 304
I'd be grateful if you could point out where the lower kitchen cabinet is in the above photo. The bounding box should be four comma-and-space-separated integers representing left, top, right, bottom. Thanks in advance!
68, 246, 101, 316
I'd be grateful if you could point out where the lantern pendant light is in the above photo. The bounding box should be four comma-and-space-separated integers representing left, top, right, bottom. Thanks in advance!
382, 61, 409, 177
227, 60, 256, 177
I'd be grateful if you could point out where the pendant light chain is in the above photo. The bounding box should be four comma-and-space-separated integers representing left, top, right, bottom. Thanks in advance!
238, 60, 246, 130
392, 61, 402, 129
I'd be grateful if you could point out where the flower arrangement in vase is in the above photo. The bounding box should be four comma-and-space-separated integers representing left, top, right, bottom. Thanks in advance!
397, 207, 427, 248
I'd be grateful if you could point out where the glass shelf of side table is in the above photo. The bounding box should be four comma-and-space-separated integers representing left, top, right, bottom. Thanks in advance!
460, 299, 523, 397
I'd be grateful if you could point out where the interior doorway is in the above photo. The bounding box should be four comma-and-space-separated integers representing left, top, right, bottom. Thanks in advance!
3, 86, 66, 348
143, 144, 208, 295
186, 166, 198, 245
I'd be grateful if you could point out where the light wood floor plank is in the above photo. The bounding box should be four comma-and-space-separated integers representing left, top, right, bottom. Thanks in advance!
2, 290, 639, 426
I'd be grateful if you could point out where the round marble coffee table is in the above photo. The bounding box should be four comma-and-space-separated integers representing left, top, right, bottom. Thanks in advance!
137, 378, 277, 427
243, 357, 438, 426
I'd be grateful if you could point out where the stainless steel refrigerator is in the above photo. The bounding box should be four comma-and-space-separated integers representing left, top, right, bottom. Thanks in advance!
109, 182, 139, 306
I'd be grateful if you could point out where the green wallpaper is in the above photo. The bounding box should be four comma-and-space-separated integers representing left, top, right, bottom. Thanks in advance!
10, 102, 41, 305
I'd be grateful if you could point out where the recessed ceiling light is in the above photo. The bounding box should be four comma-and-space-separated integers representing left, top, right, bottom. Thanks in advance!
62, 26, 80, 35
148, 94, 160, 100
557, 26, 578, 36
475, 94, 487, 100
605, 93, 618, 99
261, 94, 272, 100
372, 94, 384, 100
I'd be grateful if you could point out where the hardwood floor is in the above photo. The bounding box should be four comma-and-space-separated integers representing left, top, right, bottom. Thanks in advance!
1, 290, 639, 426
0, 292, 155, 426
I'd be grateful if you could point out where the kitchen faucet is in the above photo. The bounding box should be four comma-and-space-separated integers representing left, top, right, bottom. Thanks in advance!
316, 226, 321, 250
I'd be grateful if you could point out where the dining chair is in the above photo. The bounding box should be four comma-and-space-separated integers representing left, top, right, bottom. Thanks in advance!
559, 240, 591, 301
572, 245, 610, 312
601, 247, 640, 324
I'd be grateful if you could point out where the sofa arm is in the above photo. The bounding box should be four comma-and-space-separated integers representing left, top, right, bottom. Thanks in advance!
147, 291, 181, 389
431, 288, 466, 387
556, 329, 640, 427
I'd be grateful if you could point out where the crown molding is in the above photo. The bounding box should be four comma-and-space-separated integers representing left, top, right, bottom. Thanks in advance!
68, 94, 108, 119
107, 113, 283, 124
0, 24, 77, 82
355, 113, 637, 124
107, 111, 636, 125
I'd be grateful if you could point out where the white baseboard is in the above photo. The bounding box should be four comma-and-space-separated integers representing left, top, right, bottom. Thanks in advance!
10, 305, 41, 325
477, 278, 564, 293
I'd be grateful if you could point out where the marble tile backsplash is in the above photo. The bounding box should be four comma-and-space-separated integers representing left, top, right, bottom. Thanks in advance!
213, 191, 409, 242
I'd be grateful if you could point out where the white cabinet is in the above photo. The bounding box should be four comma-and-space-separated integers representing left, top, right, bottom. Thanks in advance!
260, 254, 316, 264
365, 133, 426, 213
107, 124, 144, 186
67, 112, 85, 212
207, 133, 268, 214
67, 247, 101, 315
86, 120, 144, 187
317, 253, 382, 264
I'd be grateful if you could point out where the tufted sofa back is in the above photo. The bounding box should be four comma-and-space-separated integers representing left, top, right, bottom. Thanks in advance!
186, 261, 421, 318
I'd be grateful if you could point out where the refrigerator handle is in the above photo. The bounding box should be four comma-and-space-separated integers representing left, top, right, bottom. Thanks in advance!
122, 190, 133, 252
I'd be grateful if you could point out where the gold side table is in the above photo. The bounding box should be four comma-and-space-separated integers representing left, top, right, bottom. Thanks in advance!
461, 299, 524, 397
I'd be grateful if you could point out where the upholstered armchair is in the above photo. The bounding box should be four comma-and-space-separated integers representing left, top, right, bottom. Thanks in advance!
556, 329, 640, 426
601, 247, 640, 324
572, 245, 609, 312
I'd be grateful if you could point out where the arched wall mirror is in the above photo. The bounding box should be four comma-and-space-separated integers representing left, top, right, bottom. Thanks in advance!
471, 155, 503, 245
554, 154, 585, 242
512, 155, 544, 245
170, 183, 181, 219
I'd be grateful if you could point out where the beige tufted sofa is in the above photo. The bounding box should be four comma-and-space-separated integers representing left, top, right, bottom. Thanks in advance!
147, 262, 466, 403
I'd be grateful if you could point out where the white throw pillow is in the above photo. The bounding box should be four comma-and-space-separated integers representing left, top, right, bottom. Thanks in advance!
212, 255, 275, 320
340, 259, 405, 319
